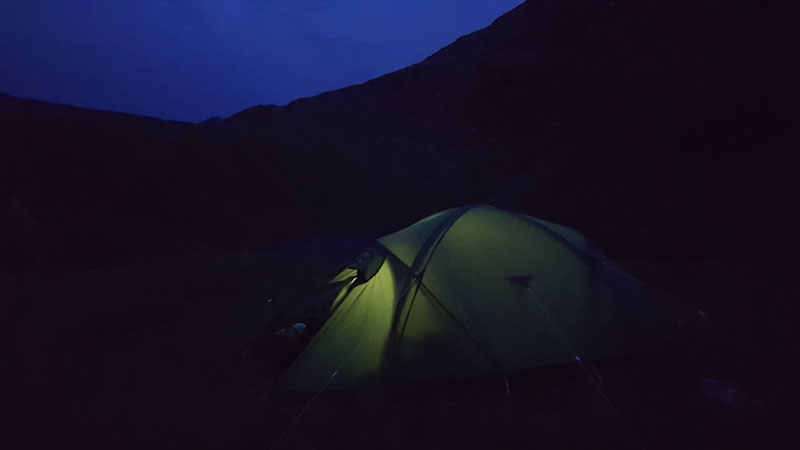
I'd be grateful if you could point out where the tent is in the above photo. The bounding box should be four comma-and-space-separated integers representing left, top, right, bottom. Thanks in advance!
280, 205, 697, 391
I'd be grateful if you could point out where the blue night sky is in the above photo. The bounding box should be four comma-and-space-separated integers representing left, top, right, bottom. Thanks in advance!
1, 1, 523, 122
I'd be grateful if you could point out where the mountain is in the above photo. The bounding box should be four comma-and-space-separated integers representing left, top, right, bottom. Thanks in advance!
2, 0, 798, 271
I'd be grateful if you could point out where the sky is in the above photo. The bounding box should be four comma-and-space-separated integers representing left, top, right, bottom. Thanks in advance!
0, 1, 523, 122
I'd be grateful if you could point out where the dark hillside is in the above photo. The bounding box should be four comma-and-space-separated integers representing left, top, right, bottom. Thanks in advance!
226, 0, 799, 260
3, 1, 798, 271
1, 95, 290, 270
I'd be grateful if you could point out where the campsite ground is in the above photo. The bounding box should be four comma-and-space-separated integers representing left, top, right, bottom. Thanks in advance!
2, 238, 797, 449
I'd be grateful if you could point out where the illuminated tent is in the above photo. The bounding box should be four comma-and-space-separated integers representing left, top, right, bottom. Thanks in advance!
280, 205, 695, 391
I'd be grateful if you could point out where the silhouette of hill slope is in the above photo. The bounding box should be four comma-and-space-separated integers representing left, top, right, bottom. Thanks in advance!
2, 0, 798, 271
1, 95, 289, 270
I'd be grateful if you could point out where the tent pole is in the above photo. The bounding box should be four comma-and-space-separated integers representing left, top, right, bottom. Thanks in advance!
524, 286, 644, 450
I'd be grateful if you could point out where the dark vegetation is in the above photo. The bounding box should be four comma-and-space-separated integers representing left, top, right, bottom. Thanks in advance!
2, 0, 799, 448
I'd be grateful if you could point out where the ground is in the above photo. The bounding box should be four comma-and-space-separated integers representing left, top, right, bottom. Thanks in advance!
2, 238, 797, 449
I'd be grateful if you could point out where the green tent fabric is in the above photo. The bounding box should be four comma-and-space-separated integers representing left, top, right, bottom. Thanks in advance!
280, 205, 696, 391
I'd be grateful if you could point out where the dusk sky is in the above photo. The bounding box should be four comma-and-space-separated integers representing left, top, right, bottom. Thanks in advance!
1, 1, 523, 122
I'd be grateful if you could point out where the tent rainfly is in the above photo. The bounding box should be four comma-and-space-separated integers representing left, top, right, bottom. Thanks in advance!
280, 206, 696, 391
